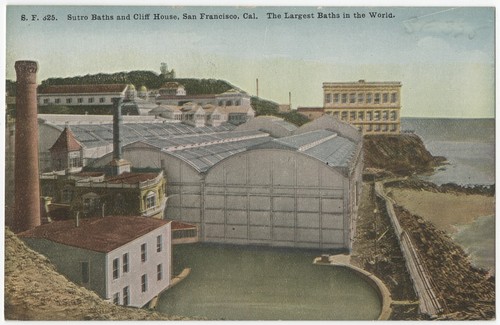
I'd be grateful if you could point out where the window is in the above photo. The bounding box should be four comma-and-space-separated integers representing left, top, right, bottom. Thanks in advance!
332, 111, 339, 118
357, 93, 364, 103
366, 93, 372, 103
77, 98, 84, 104
99, 97, 105, 103
374, 111, 380, 121
333, 93, 339, 103
383, 93, 389, 103
390, 124, 397, 132
122, 253, 129, 273
145, 192, 156, 209
358, 111, 364, 121
341, 93, 347, 103
141, 274, 148, 292
55, 98, 61, 104
43, 98, 50, 104
325, 93, 332, 103
157, 235, 162, 252
81, 261, 89, 284
350, 111, 356, 120
382, 124, 388, 132
141, 243, 147, 262
366, 124, 373, 131
88, 97, 94, 104
113, 258, 119, 279
390, 111, 397, 121
113, 293, 120, 305
391, 92, 397, 103
226, 100, 233, 106
382, 111, 388, 121
157, 264, 163, 281
218, 100, 223, 106
341, 111, 348, 121
66, 98, 72, 104
349, 93, 356, 104
366, 111, 372, 121
123, 286, 130, 306
374, 93, 380, 104
235, 100, 241, 106
69, 157, 81, 168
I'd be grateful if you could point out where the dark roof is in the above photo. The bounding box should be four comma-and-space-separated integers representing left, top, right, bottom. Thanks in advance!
49, 127, 83, 152
19, 216, 170, 253
38, 84, 128, 95
105, 172, 160, 184
297, 107, 324, 112
169, 220, 197, 230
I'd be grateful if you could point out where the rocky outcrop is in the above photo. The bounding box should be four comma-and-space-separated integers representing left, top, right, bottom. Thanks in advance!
394, 207, 495, 320
386, 179, 495, 196
4, 228, 190, 321
363, 134, 445, 176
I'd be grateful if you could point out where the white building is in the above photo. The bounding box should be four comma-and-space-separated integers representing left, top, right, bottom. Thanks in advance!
38, 84, 129, 107
19, 216, 173, 308
33, 114, 363, 251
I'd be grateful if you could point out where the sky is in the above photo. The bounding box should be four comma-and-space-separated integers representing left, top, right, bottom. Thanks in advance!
4, 5, 495, 118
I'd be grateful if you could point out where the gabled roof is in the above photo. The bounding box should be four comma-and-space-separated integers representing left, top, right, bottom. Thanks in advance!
49, 127, 83, 152
18, 216, 171, 253
38, 84, 128, 95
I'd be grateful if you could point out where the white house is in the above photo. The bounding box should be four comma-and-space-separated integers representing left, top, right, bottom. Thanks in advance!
19, 216, 173, 308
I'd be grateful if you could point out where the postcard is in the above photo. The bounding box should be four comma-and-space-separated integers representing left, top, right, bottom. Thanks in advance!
3, 4, 495, 321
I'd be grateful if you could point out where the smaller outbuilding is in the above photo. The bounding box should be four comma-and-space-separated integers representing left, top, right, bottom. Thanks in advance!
19, 216, 173, 308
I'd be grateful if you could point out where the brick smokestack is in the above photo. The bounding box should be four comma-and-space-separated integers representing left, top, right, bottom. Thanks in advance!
13, 60, 41, 233
108, 97, 130, 176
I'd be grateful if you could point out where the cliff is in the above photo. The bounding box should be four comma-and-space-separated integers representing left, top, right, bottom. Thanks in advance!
4, 229, 189, 321
363, 134, 445, 176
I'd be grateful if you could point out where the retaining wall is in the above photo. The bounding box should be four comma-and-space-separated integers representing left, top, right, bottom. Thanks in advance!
374, 181, 442, 316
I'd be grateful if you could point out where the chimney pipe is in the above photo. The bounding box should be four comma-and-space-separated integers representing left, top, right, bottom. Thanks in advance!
112, 97, 123, 160
256, 78, 259, 97
14, 60, 41, 233
75, 211, 80, 227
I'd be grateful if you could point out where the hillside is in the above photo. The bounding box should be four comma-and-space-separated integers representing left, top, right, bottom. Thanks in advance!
363, 134, 446, 176
4, 229, 189, 321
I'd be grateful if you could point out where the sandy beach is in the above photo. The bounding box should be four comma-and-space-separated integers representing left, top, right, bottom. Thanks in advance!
386, 188, 495, 233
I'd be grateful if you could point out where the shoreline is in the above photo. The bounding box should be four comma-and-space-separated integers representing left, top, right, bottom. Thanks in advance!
385, 186, 495, 234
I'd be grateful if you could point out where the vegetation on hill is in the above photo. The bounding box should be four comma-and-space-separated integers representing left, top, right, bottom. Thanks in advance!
250, 96, 310, 126
39, 71, 235, 95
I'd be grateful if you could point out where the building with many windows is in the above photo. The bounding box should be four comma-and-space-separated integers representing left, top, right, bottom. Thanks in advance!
323, 80, 402, 134
37, 84, 129, 107
19, 216, 173, 308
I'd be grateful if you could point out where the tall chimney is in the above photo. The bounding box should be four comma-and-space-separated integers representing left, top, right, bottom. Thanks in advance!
256, 78, 259, 97
13, 60, 41, 233
112, 97, 123, 160
109, 97, 131, 175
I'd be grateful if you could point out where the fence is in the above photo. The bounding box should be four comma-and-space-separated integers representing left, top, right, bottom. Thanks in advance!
374, 181, 443, 316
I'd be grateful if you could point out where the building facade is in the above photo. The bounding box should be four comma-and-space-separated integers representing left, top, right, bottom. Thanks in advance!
37, 84, 129, 107
323, 80, 402, 134
19, 216, 173, 308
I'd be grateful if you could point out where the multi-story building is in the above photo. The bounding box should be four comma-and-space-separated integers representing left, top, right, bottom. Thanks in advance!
323, 80, 402, 134
19, 216, 173, 308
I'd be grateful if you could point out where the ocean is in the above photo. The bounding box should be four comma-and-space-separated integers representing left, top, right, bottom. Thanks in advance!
401, 118, 495, 271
